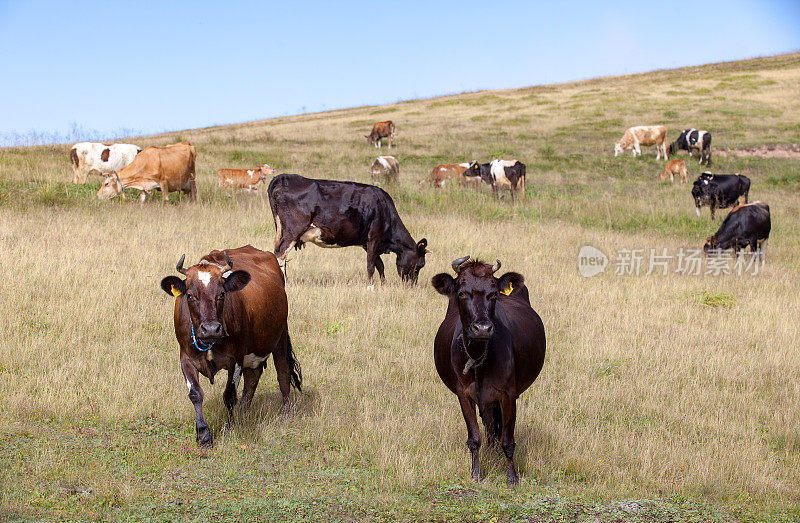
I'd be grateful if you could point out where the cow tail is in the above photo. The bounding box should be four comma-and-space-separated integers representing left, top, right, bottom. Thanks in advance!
485, 402, 502, 443
285, 331, 302, 392
69, 148, 79, 167
517, 171, 526, 200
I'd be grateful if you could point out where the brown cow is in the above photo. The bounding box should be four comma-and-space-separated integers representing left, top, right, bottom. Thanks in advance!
369, 156, 399, 182
97, 141, 197, 203
661, 159, 688, 183
217, 164, 276, 191
366, 121, 395, 148
427, 163, 482, 188
614, 125, 668, 160
159, 245, 302, 447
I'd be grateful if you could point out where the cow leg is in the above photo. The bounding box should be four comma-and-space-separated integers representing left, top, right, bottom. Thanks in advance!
374, 255, 386, 284
223, 365, 239, 429
457, 392, 482, 481
139, 191, 147, 205
182, 360, 213, 447
491, 184, 499, 200
388, 135, 392, 149
710, 205, 716, 221
188, 180, 198, 202
239, 365, 264, 409
499, 395, 519, 486
160, 182, 170, 203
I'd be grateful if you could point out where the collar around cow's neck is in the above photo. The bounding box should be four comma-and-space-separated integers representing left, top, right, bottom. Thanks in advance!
190, 322, 216, 352
458, 333, 488, 374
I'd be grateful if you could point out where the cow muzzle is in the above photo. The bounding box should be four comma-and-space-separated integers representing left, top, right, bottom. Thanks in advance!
198, 321, 225, 340
468, 320, 494, 340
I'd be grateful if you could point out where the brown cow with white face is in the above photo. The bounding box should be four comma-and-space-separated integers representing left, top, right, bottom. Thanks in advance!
366, 121, 395, 148
160, 245, 301, 447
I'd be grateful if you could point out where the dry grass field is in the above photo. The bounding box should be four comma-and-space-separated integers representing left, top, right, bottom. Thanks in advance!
2, 53, 800, 521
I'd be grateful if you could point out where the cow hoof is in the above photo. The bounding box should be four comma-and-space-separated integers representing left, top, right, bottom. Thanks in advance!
507, 473, 519, 486
197, 431, 214, 448
367, 284, 375, 292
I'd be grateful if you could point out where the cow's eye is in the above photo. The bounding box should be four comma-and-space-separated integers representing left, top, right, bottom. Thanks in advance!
458, 290, 469, 299
186, 293, 195, 302
488, 291, 498, 300
216, 292, 225, 302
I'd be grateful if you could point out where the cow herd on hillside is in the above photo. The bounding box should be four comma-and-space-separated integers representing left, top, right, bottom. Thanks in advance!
67, 116, 772, 485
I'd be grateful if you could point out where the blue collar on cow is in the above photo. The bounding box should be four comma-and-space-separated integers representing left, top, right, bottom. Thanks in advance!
190, 322, 216, 352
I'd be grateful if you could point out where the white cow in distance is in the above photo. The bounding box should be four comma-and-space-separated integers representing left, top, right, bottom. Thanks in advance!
70, 142, 142, 184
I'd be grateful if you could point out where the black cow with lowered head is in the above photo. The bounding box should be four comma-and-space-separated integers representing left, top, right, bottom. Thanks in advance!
268, 173, 429, 285
432, 256, 546, 485
669, 128, 712, 165
704, 202, 771, 261
691, 172, 750, 220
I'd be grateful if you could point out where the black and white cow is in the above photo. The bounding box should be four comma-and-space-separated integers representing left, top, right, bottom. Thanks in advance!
463, 160, 526, 200
703, 202, 770, 261
691, 172, 750, 220
668, 129, 712, 165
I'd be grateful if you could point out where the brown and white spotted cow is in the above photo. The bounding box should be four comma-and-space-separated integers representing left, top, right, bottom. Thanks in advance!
427, 163, 482, 188
366, 121, 395, 148
660, 159, 688, 183
614, 125, 668, 160
369, 156, 399, 182
217, 164, 276, 191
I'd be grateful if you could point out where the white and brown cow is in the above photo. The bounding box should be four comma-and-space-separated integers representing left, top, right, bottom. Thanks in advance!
70, 142, 142, 184
366, 121, 395, 148
427, 163, 482, 188
217, 164, 275, 191
369, 156, 399, 182
614, 126, 668, 160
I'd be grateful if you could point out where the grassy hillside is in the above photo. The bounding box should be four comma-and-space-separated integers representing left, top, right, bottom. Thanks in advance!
1, 53, 799, 521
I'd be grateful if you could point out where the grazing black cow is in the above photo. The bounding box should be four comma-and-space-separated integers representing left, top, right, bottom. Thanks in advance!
463, 159, 526, 200
268, 174, 429, 285
432, 256, 546, 485
669, 129, 712, 165
691, 172, 750, 220
704, 202, 771, 260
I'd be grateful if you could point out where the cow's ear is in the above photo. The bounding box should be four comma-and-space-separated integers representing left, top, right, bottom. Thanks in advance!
431, 273, 455, 296
161, 276, 186, 297
416, 238, 428, 255
496, 272, 524, 296
223, 270, 251, 292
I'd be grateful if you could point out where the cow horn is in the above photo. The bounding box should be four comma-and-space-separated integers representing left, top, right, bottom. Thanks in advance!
452, 256, 470, 273
491, 259, 501, 273
176, 254, 187, 275
223, 251, 234, 272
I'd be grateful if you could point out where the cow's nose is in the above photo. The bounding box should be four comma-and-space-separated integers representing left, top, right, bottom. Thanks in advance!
469, 321, 494, 339
198, 321, 223, 339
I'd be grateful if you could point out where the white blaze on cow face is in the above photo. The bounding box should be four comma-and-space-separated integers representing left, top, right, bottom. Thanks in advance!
377, 156, 391, 170
198, 271, 211, 287
186, 379, 192, 390
696, 207, 701, 217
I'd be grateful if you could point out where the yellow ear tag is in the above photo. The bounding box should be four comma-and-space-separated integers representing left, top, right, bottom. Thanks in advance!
500, 282, 513, 296
170, 285, 181, 297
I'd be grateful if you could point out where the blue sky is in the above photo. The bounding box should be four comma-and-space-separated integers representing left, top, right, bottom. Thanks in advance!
0, 0, 798, 144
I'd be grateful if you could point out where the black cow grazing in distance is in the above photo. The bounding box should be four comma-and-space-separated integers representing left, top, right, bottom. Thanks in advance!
432, 256, 546, 485
704, 202, 771, 261
669, 129, 712, 165
268, 174, 429, 285
691, 172, 751, 220
463, 159, 526, 200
